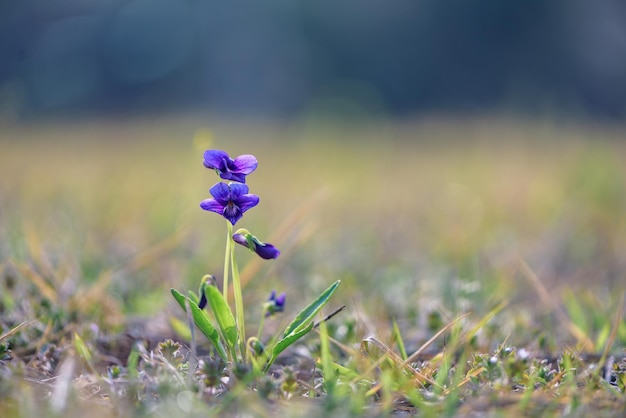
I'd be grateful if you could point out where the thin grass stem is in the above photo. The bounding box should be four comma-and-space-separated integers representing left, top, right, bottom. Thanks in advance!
231, 240, 247, 362
223, 221, 233, 302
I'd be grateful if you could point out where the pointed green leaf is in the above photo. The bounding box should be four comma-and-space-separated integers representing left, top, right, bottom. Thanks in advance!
264, 321, 314, 372
171, 288, 189, 311
188, 290, 200, 306
170, 288, 227, 359
392, 319, 408, 360
187, 301, 228, 359
73, 332, 92, 363
203, 284, 238, 350
263, 281, 341, 372
127, 347, 139, 380
283, 280, 341, 337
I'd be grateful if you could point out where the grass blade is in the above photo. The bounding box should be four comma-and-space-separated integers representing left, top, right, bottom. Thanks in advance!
392, 319, 408, 360
0, 320, 34, 343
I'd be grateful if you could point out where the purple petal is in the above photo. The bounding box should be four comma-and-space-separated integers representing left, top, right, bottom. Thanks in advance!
275, 292, 286, 307
235, 194, 259, 213
228, 183, 250, 198
223, 204, 243, 225
203, 150, 230, 170
200, 198, 225, 214
222, 172, 247, 183
209, 182, 231, 204
232, 233, 249, 248
255, 243, 280, 260
231, 155, 258, 175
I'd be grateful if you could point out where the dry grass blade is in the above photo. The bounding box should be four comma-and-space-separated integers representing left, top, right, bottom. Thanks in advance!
362, 336, 407, 365
518, 258, 594, 351
401, 312, 470, 367
313, 305, 346, 328
463, 300, 507, 343
361, 336, 442, 389
442, 366, 486, 396
13, 261, 58, 304
0, 320, 35, 343
302, 308, 352, 384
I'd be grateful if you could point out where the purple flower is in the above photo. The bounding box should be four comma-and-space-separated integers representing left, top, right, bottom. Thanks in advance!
232, 230, 280, 260
203, 150, 258, 183
200, 182, 259, 225
265, 290, 286, 317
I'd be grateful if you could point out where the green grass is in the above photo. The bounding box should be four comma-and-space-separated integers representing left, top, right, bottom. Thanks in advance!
1, 116, 626, 417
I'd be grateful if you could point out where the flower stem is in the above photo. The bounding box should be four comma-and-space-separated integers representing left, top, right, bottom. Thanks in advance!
257, 307, 267, 340
230, 243, 247, 362
223, 221, 232, 302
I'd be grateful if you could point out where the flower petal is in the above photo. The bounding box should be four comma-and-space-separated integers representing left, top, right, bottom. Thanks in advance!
203, 150, 230, 170
236, 194, 259, 213
223, 204, 243, 225
231, 155, 258, 175
255, 243, 280, 259
200, 198, 225, 214
228, 183, 249, 198
232, 233, 249, 248
275, 292, 286, 307
209, 182, 231, 204
222, 172, 247, 183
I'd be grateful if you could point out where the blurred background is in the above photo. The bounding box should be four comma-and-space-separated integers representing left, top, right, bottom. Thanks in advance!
1, 0, 626, 349
1, 0, 626, 122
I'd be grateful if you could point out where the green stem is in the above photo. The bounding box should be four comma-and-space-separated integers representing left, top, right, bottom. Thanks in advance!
223, 221, 232, 302
230, 244, 246, 362
257, 307, 267, 340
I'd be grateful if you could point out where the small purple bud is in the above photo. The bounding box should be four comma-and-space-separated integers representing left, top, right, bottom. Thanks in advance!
265, 290, 286, 317
232, 230, 280, 260
197, 275, 214, 310
198, 291, 208, 310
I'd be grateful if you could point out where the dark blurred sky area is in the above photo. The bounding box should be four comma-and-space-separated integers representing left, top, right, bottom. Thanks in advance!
1, 0, 626, 121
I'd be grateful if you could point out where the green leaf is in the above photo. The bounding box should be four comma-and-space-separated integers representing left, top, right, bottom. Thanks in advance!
127, 347, 139, 380
283, 280, 341, 337
188, 290, 200, 306
73, 332, 92, 363
595, 321, 611, 352
318, 316, 336, 393
171, 287, 189, 311
315, 359, 360, 379
203, 284, 238, 351
264, 321, 314, 372
392, 319, 408, 360
263, 280, 342, 372
562, 288, 589, 334
170, 288, 227, 359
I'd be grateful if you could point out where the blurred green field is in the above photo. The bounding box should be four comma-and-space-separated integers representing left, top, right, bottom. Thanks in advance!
1, 117, 626, 416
